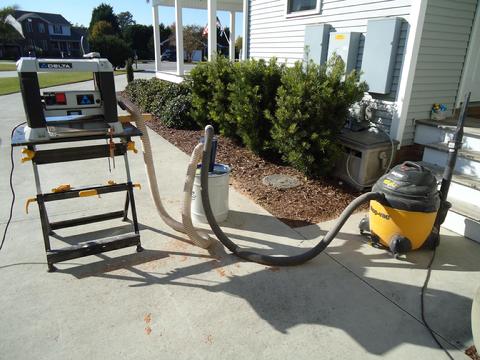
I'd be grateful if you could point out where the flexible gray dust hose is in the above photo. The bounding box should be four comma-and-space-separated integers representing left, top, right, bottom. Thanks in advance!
200, 125, 384, 266
117, 95, 212, 249
182, 143, 214, 248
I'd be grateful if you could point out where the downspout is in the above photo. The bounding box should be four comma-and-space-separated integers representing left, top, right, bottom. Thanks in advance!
241, 0, 249, 60
390, 0, 428, 147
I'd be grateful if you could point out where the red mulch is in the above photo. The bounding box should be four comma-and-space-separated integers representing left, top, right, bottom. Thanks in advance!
148, 119, 366, 228
466, 346, 480, 360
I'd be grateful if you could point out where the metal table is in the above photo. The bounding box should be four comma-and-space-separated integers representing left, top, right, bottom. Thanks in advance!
11, 124, 143, 272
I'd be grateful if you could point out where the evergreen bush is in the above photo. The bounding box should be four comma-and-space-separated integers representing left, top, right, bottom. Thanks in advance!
269, 55, 368, 177
125, 78, 196, 129
189, 56, 237, 138
228, 58, 284, 155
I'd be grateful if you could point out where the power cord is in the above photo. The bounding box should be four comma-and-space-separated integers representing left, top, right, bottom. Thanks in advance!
1, 123, 25, 253
421, 248, 454, 359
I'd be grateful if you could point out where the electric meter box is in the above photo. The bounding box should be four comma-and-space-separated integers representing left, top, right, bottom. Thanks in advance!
327, 32, 361, 73
361, 18, 402, 94
304, 24, 331, 65
334, 128, 398, 190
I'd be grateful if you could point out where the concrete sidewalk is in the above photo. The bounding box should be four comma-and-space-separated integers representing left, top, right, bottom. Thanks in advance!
0, 73, 478, 359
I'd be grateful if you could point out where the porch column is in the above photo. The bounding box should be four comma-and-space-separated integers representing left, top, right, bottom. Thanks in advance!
229, 11, 236, 61
208, 0, 217, 61
389, 0, 428, 145
175, 0, 184, 75
152, 5, 161, 72
242, 0, 248, 60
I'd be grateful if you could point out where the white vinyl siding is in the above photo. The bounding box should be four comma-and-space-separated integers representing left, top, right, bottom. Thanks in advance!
249, 0, 411, 63
248, 0, 412, 134
405, 0, 478, 145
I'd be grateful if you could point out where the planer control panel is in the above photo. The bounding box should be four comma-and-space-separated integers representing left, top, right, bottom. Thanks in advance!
43, 91, 103, 117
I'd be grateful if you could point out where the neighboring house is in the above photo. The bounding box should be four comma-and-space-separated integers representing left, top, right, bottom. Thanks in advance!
4, 10, 85, 59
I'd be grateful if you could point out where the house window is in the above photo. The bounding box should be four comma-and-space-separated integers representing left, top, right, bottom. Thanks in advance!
26, 19, 33, 32
38, 22, 45, 33
53, 24, 63, 34
286, 0, 321, 16
41, 40, 48, 51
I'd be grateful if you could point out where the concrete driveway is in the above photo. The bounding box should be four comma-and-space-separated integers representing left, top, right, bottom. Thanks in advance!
0, 72, 478, 359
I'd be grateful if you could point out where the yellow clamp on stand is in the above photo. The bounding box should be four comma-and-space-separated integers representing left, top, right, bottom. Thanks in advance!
127, 141, 138, 154
25, 197, 37, 214
79, 189, 100, 198
21, 148, 35, 163
51, 184, 71, 193
118, 113, 153, 124
133, 183, 141, 190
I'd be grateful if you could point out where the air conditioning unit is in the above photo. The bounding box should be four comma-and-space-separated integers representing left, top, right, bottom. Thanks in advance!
334, 127, 398, 190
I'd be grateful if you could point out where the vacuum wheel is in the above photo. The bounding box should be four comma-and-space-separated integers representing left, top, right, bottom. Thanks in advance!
359, 217, 370, 235
389, 235, 412, 258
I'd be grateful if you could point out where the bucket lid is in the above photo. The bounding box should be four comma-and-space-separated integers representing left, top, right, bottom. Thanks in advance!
196, 163, 230, 177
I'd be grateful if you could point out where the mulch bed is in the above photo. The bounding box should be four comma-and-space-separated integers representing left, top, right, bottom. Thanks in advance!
466, 346, 480, 360
148, 119, 366, 228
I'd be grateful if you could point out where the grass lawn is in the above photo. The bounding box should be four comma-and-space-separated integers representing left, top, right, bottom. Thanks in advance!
0, 71, 127, 96
0, 63, 16, 71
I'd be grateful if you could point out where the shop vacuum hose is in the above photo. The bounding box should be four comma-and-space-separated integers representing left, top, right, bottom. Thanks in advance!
200, 125, 383, 266
117, 95, 212, 249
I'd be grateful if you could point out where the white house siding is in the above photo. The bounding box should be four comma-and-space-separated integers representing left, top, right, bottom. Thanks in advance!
405, 0, 478, 145
248, 0, 412, 134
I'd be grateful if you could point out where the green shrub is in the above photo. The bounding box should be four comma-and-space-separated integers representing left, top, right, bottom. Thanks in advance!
162, 93, 194, 129
125, 78, 196, 129
269, 55, 368, 178
90, 35, 131, 69
127, 55, 367, 178
189, 56, 237, 138
228, 58, 284, 155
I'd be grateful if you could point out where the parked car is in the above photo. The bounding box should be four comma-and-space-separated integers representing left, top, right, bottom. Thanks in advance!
161, 49, 176, 62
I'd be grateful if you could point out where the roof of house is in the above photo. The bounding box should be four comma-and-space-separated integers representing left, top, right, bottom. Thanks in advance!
12, 10, 71, 25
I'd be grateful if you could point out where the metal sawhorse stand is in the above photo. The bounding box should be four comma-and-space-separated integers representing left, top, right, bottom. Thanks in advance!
11, 124, 143, 272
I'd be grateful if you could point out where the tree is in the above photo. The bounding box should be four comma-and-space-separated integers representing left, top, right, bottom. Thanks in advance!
145, 23, 172, 59
118, 11, 135, 32
235, 36, 242, 56
183, 25, 204, 62
90, 35, 131, 68
160, 23, 172, 42
90, 20, 115, 40
89, 3, 119, 34
123, 24, 153, 59
0, 6, 20, 43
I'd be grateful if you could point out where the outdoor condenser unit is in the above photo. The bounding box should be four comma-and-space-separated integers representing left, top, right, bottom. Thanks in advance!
334, 128, 398, 190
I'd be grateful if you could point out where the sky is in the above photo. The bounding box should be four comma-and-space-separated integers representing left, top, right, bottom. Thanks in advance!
0, 0, 244, 37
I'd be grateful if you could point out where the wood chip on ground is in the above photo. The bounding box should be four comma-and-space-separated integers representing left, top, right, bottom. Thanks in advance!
148, 120, 366, 228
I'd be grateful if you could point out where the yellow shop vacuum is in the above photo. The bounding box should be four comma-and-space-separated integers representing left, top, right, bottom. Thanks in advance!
359, 161, 442, 256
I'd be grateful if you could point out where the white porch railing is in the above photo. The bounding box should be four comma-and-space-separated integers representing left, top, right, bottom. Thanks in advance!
151, 0, 247, 76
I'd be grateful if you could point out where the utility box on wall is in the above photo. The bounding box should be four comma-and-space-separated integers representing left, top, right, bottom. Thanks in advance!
304, 24, 331, 65
361, 18, 402, 94
327, 32, 361, 73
